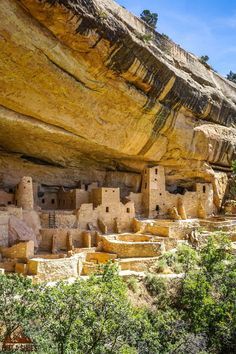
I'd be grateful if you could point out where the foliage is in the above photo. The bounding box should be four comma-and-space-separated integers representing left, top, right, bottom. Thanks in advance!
200, 55, 209, 64
161, 33, 171, 41
140, 10, 158, 29
126, 276, 139, 293
1, 235, 236, 353
227, 71, 236, 83
199, 55, 213, 70
155, 244, 199, 274
138, 33, 153, 43
180, 234, 236, 353
30, 263, 139, 354
144, 274, 167, 298
0, 274, 35, 341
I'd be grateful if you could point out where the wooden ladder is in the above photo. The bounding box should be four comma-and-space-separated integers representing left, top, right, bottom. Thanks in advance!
48, 211, 56, 229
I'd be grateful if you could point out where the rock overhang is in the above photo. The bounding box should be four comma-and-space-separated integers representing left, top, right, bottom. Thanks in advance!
0, 0, 236, 187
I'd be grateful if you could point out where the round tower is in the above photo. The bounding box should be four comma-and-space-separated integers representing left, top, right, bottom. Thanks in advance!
15, 177, 34, 210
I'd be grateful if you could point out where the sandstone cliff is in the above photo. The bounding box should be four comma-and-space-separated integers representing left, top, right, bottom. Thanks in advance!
0, 0, 236, 196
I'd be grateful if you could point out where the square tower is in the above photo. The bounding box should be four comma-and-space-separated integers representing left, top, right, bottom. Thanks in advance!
91, 188, 120, 208
141, 166, 166, 218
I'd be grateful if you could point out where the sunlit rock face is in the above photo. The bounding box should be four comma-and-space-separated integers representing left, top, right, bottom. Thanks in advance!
0, 0, 236, 193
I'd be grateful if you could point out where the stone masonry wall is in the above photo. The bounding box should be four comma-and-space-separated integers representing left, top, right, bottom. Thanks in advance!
15, 177, 34, 210
101, 236, 162, 258
0, 212, 9, 247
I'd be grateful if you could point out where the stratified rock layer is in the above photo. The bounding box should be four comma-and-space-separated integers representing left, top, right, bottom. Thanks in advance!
0, 0, 236, 190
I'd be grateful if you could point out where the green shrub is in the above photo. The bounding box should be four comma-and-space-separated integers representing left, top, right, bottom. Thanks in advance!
154, 258, 168, 273
162, 251, 177, 267
176, 244, 199, 271
137, 33, 153, 43
144, 274, 167, 297
126, 276, 139, 293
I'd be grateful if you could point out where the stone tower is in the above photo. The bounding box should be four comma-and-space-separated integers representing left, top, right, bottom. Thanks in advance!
141, 166, 166, 218
15, 177, 34, 210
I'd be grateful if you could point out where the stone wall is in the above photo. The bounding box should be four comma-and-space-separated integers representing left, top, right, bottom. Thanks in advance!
75, 190, 90, 209
78, 200, 135, 232
91, 188, 120, 208
38, 191, 58, 210
116, 234, 152, 242
127, 192, 143, 215
58, 189, 76, 210
40, 211, 77, 229
134, 219, 200, 239
15, 177, 34, 210
39, 228, 90, 251
0, 240, 34, 260
86, 252, 117, 264
38, 187, 92, 211
27, 253, 85, 281
0, 190, 14, 207
140, 166, 215, 218
0, 212, 9, 247
101, 236, 163, 258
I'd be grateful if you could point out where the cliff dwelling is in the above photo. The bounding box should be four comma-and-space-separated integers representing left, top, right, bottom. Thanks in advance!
0, 0, 236, 282
0, 164, 231, 281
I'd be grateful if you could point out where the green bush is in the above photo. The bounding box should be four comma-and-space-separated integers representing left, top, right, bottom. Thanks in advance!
0, 234, 236, 353
126, 276, 139, 293
144, 274, 167, 297
154, 258, 168, 273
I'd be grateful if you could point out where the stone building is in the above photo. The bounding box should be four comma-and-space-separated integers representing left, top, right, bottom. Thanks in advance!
129, 166, 215, 219
15, 177, 34, 210
37, 182, 99, 211
78, 187, 135, 232
0, 190, 14, 207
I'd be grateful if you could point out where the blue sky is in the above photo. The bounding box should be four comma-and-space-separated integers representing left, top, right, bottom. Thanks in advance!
116, 0, 236, 76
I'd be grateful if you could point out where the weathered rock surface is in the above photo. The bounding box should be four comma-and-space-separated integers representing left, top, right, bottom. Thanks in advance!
0, 0, 236, 190
8, 216, 38, 248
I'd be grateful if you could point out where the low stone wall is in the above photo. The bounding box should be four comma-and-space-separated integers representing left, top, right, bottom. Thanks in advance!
116, 234, 152, 242
39, 229, 97, 251
39, 228, 81, 251
101, 236, 163, 258
28, 253, 85, 282
0, 261, 16, 272
199, 218, 236, 232
0, 240, 34, 261
119, 257, 159, 272
86, 252, 117, 264
152, 236, 178, 251
134, 219, 200, 239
